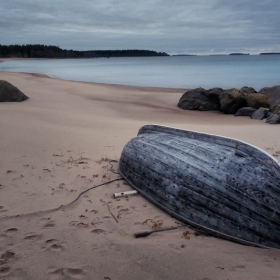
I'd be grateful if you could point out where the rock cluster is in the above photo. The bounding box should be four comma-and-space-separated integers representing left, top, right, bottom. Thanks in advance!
0, 80, 29, 102
234, 107, 256, 117
266, 113, 280, 124
178, 85, 280, 124
251, 108, 270, 120
219, 89, 247, 114
177, 87, 222, 111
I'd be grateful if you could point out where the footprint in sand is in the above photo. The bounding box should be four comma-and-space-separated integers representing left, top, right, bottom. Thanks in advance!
69, 221, 79, 226
64, 268, 85, 279
5, 228, 18, 233
109, 243, 120, 252
117, 208, 130, 218
0, 251, 16, 267
1, 251, 15, 261
44, 239, 65, 252
91, 229, 107, 235
47, 267, 85, 279
43, 221, 56, 229
23, 192, 36, 196
0, 206, 7, 213
24, 233, 42, 241
47, 268, 64, 278
0, 266, 11, 277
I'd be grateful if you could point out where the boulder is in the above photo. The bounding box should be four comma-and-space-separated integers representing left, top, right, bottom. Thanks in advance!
0, 80, 29, 102
258, 85, 280, 108
177, 87, 221, 111
204, 87, 223, 109
271, 104, 280, 114
246, 93, 270, 109
251, 107, 270, 120
219, 88, 247, 114
266, 113, 280, 124
239, 86, 257, 94
234, 107, 257, 117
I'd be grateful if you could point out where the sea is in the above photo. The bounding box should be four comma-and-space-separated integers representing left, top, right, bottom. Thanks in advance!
1, 55, 280, 91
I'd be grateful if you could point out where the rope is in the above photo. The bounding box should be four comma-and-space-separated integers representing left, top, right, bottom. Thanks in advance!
109, 160, 120, 174
0, 160, 123, 219
68, 178, 123, 205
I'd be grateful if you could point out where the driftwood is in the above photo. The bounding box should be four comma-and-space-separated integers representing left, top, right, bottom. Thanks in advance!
100, 199, 118, 223
135, 226, 179, 238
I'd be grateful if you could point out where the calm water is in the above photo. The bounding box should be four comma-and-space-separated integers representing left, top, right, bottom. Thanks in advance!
1, 55, 280, 91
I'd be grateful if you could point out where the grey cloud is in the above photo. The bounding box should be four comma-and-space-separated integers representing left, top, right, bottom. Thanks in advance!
1, 0, 280, 54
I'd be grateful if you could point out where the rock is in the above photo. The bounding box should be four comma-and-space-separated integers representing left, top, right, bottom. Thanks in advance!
0, 80, 29, 102
271, 104, 280, 114
266, 113, 280, 124
219, 88, 247, 114
258, 85, 280, 108
204, 87, 223, 108
251, 107, 270, 120
177, 87, 221, 111
246, 93, 270, 109
239, 86, 257, 94
234, 107, 257, 117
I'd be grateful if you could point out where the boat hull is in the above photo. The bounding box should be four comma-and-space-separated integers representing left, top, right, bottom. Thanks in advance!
119, 125, 280, 248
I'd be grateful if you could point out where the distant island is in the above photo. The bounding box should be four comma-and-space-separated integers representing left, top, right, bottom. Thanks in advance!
259, 52, 280, 55
229, 53, 249, 55
172, 54, 197, 56
0, 44, 169, 58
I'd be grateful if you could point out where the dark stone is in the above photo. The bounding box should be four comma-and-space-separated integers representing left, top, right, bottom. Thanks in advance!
0, 80, 29, 102
204, 87, 223, 108
234, 107, 257, 117
266, 113, 280, 124
271, 104, 280, 114
246, 93, 270, 109
251, 107, 270, 120
178, 87, 221, 111
267, 112, 273, 118
219, 88, 247, 114
239, 86, 257, 94
258, 85, 280, 108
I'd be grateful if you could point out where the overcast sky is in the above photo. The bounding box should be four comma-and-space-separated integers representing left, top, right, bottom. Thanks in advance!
1, 0, 279, 54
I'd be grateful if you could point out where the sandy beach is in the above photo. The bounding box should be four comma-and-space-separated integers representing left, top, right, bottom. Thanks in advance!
0, 71, 280, 280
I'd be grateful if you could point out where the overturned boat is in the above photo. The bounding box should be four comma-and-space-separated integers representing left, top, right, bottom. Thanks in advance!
119, 125, 280, 249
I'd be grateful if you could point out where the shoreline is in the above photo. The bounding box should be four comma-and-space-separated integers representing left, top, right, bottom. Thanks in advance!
0, 56, 188, 91
0, 71, 280, 279
0, 69, 190, 92
2, 58, 278, 91
2, 56, 280, 91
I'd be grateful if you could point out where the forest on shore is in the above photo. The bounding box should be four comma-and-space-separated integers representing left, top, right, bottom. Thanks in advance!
0, 44, 169, 58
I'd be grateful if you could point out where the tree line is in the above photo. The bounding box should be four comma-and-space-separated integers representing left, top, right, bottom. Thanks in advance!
0, 44, 169, 58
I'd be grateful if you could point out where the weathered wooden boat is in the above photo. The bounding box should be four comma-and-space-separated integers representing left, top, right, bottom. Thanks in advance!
119, 125, 280, 249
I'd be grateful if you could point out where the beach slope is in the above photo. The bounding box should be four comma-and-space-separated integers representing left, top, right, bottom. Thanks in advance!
0, 71, 279, 280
